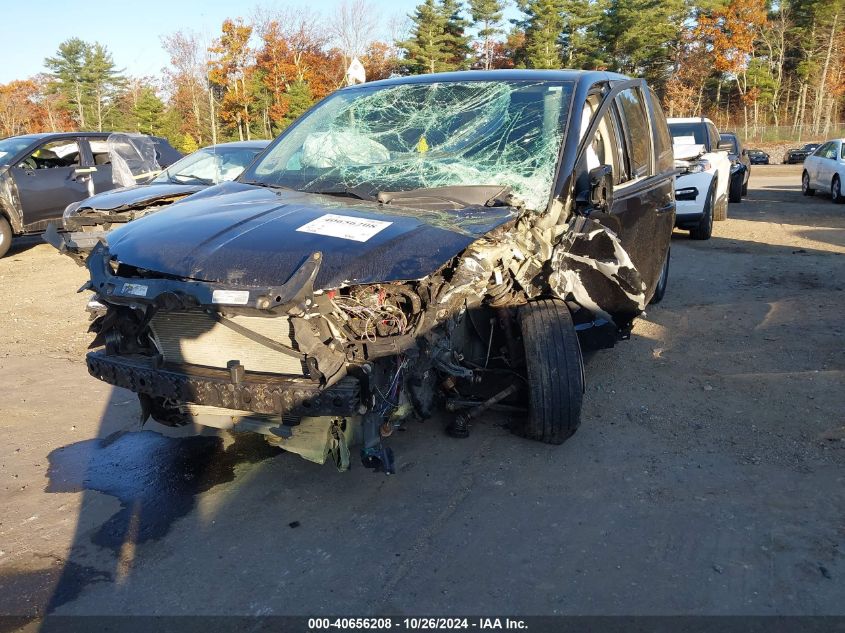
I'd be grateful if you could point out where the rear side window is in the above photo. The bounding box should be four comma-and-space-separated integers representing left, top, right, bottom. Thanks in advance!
647, 90, 673, 171
616, 88, 652, 179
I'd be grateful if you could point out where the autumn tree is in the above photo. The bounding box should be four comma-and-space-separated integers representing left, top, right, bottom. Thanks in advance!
361, 41, 401, 80
698, 0, 767, 132
253, 9, 345, 134
208, 19, 256, 141
0, 80, 47, 137
161, 30, 213, 145
330, 0, 378, 72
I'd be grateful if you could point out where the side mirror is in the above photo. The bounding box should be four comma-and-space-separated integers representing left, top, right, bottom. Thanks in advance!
741, 149, 747, 156
588, 164, 614, 213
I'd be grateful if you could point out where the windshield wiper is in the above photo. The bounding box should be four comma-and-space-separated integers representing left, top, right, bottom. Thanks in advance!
377, 184, 517, 209
303, 185, 377, 202
242, 180, 292, 191
172, 173, 214, 185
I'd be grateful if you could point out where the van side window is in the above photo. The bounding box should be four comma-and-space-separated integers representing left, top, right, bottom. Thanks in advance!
616, 88, 652, 180
647, 90, 673, 170
585, 104, 629, 186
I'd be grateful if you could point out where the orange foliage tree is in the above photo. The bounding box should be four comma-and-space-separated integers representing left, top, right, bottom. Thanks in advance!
0, 80, 50, 137
208, 19, 255, 141
697, 0, 767, 128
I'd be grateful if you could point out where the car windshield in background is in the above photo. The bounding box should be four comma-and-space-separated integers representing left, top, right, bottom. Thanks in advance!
719, 135, 738, 153
0, 136, 35, 163
668, 122, 707, 145
804, 144, 820, 151
154, 147, 260, 186
242, 80, 575, 211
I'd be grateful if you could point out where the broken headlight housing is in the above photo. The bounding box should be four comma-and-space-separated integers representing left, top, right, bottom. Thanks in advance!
685, 159, 712, 174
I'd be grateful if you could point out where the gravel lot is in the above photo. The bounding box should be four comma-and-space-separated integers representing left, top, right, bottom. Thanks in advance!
0, 165, 843, 625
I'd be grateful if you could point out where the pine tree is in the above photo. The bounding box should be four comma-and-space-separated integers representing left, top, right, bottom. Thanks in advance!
470, 0, 506, 69
560, 0, 605, 69
82, 43, 126, 131
281, 81, 313, 128
44, 38, 90, 128
398, 0, 452, 74
596, 0, 687, 89
440, 0, 472, 69
134, 87, 165, 135
521, 0, 564, 69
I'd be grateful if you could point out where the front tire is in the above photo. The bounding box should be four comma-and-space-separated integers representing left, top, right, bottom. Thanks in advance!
516, 299, 584, 444
802, 171, 815, 196
832, 176, 845, 204
0, 216, 12, 259
650, 248, 670, 304
729, 173, 743, 203
690, 184, 714, 240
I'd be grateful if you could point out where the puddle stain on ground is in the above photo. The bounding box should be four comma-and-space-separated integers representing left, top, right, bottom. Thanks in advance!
45, 431, 280, 552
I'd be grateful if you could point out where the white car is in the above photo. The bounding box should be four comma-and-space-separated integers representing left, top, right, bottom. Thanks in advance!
801, 138, 845, 203
668, 117, 732, 240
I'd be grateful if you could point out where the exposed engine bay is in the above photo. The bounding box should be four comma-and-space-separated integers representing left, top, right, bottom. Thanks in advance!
81, 195, 644, 474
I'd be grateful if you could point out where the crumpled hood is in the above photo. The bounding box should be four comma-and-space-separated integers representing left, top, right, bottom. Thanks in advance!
78, 182, 205, 212
106, 182, 517, 289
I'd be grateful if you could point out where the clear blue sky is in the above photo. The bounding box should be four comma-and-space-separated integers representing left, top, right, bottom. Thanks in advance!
1, 0, 424, 84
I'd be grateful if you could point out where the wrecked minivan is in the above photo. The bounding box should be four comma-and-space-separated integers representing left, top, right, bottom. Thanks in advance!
78, 71, 675, 472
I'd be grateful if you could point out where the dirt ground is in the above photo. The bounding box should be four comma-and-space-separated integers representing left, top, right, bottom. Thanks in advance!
0, 165, 843, 626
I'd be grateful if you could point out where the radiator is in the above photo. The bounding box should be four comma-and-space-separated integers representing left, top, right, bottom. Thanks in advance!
149, 311, 306, 375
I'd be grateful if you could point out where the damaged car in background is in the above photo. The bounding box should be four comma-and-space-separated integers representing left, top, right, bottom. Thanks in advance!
49, 140, 269, 260
75, 70, 675, 473
0, 132, 180, 258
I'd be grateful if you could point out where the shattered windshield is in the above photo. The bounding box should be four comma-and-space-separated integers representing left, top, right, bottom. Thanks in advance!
242, 80, 574, 211
154, 147, 261, 186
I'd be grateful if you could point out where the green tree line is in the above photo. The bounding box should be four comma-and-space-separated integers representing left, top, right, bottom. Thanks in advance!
1, 0, 843, 149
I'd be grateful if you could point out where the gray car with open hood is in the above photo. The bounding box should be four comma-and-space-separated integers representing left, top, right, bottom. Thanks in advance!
75, 70, 675, 473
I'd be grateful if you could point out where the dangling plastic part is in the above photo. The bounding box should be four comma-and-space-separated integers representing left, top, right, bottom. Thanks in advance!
329, 420, 352, 472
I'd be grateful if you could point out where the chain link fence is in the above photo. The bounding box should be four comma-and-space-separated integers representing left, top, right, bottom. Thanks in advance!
728, 124, 845, 144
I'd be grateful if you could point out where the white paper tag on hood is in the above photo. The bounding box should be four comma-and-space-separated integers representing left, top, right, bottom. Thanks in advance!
296, 214, 392, 242
212, 289, 250, 305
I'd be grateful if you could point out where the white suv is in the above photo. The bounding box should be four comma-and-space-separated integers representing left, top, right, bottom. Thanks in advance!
802, 138, 845, 203
668, 117, 732, 240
